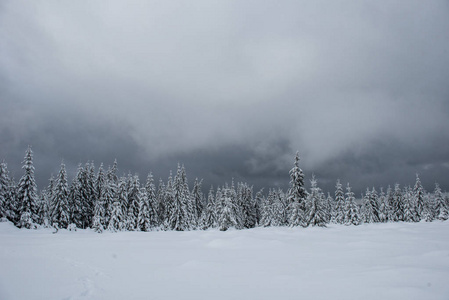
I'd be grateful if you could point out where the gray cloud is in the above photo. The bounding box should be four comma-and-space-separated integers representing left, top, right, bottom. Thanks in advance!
1, 0, 449, 194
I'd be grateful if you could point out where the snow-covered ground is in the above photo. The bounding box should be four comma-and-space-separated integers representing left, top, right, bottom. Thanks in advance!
1, 221, 448, 300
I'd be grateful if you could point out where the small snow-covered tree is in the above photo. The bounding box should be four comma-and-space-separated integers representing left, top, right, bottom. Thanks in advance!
378, 188, 389, 222
344, 183, 361, 226
217, 183, 241, 231
199, 186, 217, 229
238, 182, 257, 229
403, 186, 418, 222
391, 184, 404, 222
0, 161, 11, 220
51, 162, 70, 229
333, 179, 345, 224
304, 176, 327, 227
145, 173, 159, 229
126, 174, 140, 231
137, 187, 151, 231
191, 178, 204, 225
16, 146, 39, 228
433, 183, 448, 221
413, 174, 425, 220
287, 152, 307, 226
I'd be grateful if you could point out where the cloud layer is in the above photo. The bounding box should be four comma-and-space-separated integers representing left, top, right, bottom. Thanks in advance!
1, 0, 449, 193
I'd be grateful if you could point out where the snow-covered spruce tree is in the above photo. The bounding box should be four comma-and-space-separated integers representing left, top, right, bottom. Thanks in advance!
362, 187, 380, 223
105, 162, 119, 227
137, 187, 151, 231
68, 165, 84, 228
156, 178, 167, 226
96, 163, 106, 215
238, 182, 257, 229
344, 183, 361, 226
37, 190, 50, 227
378, 188, 389, 222
162, 172, 174, 230
51, 162, 70, 229
166, 164, 193, 231
108, 179, 127, 231
422, 193, 435, 222
260, 189, 274, 227
0, 162, 19, 223
92, 198, 105, 233
217, 183, 241, 231
391, 184, 404, 222
287, 152, 307, 227
16, 146, 39, 228
274, 189, 288, 226
333, 179, 345, 224
199, 186, 217, 229
191, 178, 204, 226
433, 183, 448, 221
101, 178, 117, 228
304, 176, 327, 227
0, 160, 11, 220
254, 189, 265, 225
145, 173, 159, 229
324, 192, 333, 224
403, 186, 418, 222
126, 174, 140, 231
413, 174, 425, 220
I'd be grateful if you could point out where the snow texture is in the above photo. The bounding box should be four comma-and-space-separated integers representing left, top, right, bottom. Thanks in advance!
0, 221, 448, 300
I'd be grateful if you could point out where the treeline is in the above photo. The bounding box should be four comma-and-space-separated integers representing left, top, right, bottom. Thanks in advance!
0, 147, 448, 232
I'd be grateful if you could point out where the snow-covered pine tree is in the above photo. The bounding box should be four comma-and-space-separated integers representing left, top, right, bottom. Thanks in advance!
68, 165, 84, 228
92, 198, 105, 233
199, 186, 217, 229
0, 160, 10, 220
108, 178, 127, 231
191, 178, 204, 226
166, 164, 193, 231
105, 161, 119, 227
391, 184, 404, 222
423, 193, 435, 222
96, 163, 106, 214
217, 183, 241, 231
145, 173, 159, 229
362, 187, 380, 223
238, 182, 257, 229
51, 162, 70, 229
378, 188, 389, 222
137, 187, 151, 231
37, 190, 50, 227
254, 189, 265, 225
333, 179, 345, 224
16, 146, 39, 228
304, 176, 327, 227
413, 174, 425, 220
162, 172, 174, 230
287, 152, 307, 226
324, 192, 333, 224
260, 189, 274, 227
344, 183, 361, 225
156, 178, 166, 226
274, 189, 288, 227
433, 183, 448, 221
403, 186, 418, 222
126, 174, 140, 231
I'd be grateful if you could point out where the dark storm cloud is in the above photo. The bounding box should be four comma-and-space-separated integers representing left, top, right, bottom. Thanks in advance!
1, 0, 449, 194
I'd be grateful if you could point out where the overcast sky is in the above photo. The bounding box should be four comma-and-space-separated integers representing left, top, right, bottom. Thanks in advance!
1, 0, 449, 195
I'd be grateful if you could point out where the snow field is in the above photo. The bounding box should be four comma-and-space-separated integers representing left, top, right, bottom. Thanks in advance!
0, 221, 448, 300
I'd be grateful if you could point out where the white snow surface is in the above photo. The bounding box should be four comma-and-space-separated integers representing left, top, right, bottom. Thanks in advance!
1, 221, 448, 300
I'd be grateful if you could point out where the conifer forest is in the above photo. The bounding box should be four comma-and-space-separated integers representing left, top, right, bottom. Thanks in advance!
1, 146, 447, 232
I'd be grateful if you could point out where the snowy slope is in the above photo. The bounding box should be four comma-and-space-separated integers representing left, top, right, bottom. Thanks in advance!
0, 221, 448, 300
